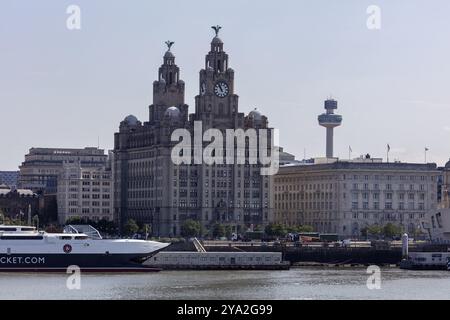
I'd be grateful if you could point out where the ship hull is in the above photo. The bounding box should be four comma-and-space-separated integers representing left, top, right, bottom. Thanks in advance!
0, 253, 162, 272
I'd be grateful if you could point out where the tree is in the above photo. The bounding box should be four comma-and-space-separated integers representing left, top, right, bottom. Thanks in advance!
123, 219, 139, 237
265, 224, 287, 237
181, 219, 201, 238
383, 223, 402, 239
96, 219, 118, 235
212, 223, 226, 238
32, 215, 39, 228
367, 224, 383, 238
296, 225, 314, 233
225, 225, 233, 238
253, 225, 264, 232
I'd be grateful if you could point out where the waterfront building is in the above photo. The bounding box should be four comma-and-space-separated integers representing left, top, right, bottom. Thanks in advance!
274, 156, 439, 237
440, 160, 450, 208
114, 28, 274, 236
57, 162, 113, 224
0, 184, 41, 221
0, 171, 19, 188
18, 147, 108, 194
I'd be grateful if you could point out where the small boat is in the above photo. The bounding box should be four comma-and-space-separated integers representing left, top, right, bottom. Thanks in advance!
0, 224, 170, 272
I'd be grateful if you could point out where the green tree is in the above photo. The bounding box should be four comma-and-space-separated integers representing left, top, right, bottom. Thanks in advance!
212, 223, 226, 238
383, 223, 402, 238
225, 225, 233, 238
181, 219, 201, 238
265, 223, 287, 237
367, 225, 383, 238
253, 225, 264, 232
32, 215, 39, 228
96, 219, 118, 235
123, 219, 139, 237
297, 225, 314, 233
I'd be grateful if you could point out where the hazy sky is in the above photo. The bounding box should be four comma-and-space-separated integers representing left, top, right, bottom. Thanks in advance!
1, 0, 450, 170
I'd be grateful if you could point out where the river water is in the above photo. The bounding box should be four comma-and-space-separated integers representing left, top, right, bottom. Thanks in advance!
0, 267, 449, 300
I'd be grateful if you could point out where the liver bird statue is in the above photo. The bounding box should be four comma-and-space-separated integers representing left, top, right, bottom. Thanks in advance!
165, 41, 175, 51
211, 25, 222, 37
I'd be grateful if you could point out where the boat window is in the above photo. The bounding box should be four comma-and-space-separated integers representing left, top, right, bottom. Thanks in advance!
74, 236, 88, 240
0, 236, 44, 240
0, 228, 17, 232
60, 236, 73, 240
20, 227, 35, 232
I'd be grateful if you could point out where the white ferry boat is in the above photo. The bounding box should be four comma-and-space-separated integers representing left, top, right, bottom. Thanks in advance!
0, 225, 170, 272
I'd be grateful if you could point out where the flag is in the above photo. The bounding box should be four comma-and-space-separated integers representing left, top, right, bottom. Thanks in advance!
387, 144, 391, 152
349, 146, 353, 153
425, 147, 429, 151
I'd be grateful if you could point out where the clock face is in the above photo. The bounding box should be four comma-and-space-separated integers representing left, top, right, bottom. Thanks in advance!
214, 81, 229, 98
200, 82, 206, 96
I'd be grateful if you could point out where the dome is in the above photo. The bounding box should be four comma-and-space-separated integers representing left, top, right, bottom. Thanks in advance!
164, 106, 181, 119
227, 68, 234, 73
124, 115, 139, 126
445, 159, 450, 168
211, 36, 223, 45
249, 108, 263, 121
164, 50, 175, 58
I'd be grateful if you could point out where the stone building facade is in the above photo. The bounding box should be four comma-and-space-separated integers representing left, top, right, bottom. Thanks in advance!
274, 158, 439, 237
0, 184, 41, 221
19, 148, 108, 194
114, 29, 274, 236
57, 163, 113, 224
441, 160, 450, 208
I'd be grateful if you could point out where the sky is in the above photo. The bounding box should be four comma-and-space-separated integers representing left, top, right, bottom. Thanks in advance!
0, 0, 450, 170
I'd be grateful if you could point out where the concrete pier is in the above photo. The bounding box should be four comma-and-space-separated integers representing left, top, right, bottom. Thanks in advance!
144, 251, 290, 270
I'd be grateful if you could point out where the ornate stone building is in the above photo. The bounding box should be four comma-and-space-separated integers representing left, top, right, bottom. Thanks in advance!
114, 28, 274, 236
274, 158, 439, 237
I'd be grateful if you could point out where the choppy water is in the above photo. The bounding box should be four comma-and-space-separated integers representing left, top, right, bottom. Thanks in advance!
0, 268, 449, 300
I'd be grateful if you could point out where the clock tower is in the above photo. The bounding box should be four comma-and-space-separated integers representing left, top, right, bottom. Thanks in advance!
194, 26, 240, 129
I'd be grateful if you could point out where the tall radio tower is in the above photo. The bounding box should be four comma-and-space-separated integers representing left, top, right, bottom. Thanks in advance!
318, 98, 343, 158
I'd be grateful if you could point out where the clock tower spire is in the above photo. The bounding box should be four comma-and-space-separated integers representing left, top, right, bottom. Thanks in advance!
194, 26, 239, 127
149, 41, 187, 123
